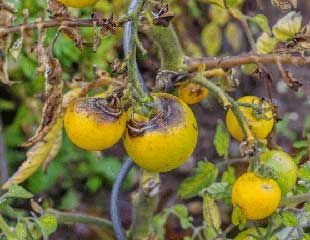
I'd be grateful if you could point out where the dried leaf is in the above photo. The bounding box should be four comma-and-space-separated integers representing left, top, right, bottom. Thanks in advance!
23, 55, 63, 147
2, 118, 63, 189
47, 0, 69, 18
0, 7, 14, 85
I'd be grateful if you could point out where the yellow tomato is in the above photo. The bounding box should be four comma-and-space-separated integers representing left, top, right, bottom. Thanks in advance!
64, 97, 126, 151
226, 96, 274, 141
232, 172, 281, 220
177, 83, 209, 105
57, 0, 98, 8
123, 93, 198, 172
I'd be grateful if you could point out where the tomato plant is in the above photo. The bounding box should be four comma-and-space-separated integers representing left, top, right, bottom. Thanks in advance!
0, 0, 309, 239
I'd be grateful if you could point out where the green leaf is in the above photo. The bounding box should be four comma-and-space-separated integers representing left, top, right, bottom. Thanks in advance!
232, 206, 246, 230
221, 167, 236, 185
201, 23, 222, 57
225, 22, 242, 53
281, 211, 298, 227
203, 194, 221, 231
214, 120, 230, 157
15, 222, 28, 240
153, 212, 169, 240
226, 0, 244, 7
298, 162, 310, 182
304, 202, 310, 212
206, 182, 230, 200
209, 5, 230, 26
201, 0, 225, 8
38, 214, 58, 236
59, 190, 80, 210
293, 140, 308, 149
256, 33, 277, 54
7, 184, 33, 199
178, 162, 218, 199
250, 14, 271, 34
303, 233, 310, 240
203, 227, 217, 240
241, 64, 258, 75
171, 204, 193, 229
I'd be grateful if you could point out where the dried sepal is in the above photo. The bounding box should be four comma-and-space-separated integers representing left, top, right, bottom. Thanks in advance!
47, 0, 69, 18
277, 62, 302, 91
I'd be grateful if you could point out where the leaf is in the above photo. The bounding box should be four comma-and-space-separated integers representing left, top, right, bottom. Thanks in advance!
272, 11, 302, 41
256, 33, 278, 54
293, 140, 308, 149
226, 0, 244, 8
60, 190, 80, 210
225, 22, 242, 53
206, 182, 230, 200
203, 194, 221, 231
153, 212, 169, 240
171, 204, 193, 229
201, 0, 225, 8
241, 64, 258, 75
6, 184, 33, 199
15, 222, 28, 240
221, 167, 236, 185
2, 118, 63, 189
250, 14, 271, 34
38, 214, 58, 236
213, 120, 230, 157
232, 206, 246, 230
209, 5, 230, 26
201, 23, 222, 57
178, 162, 218, 199
304, 202, 310, 212
203, 227, 217, 240
298, 162, 310, 182
282, 211, 298, 227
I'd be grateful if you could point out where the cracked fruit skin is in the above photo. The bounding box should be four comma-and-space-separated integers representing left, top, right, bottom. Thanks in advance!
232, 172, 281, 220
177, 83, 209, 105
57, 0, 98, 8
226, 96, 274, 141
260, 150, 297, 196
123, 93, 198, 172
64, 97, 126, 151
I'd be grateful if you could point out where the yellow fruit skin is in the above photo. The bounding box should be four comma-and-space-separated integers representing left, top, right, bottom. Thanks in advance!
57, 0, 98, 8
123, 93, 198, 172
64, 98, 126, 151
226, 96, 274, 141
178, 83, 209, 105
232, 172, 281, 220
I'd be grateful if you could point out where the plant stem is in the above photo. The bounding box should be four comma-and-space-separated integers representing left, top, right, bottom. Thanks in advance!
46, 208, 113, 230
185, 54, 310, 70
0, 215, 16, 240
146, 21, 185, 71
281, 192, 310, 207
129, 170, 159, 240
192, 75, 255, 153
127, 0, 150, 103
0, 15, 131, 36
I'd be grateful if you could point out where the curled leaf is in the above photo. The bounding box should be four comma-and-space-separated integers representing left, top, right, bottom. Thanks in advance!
203, 193, 221, 231
256, 33, 277, 54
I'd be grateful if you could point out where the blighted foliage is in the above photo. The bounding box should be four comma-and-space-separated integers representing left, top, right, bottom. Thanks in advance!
0, 0, 309, 239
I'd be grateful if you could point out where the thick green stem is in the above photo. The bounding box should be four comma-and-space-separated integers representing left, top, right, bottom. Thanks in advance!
146, 15, 185, 71
192, 75, 255, 154
129, 171, 160, 240
127, 0, 150, 103
46, 209, 113, 230
0, 215, 16, 240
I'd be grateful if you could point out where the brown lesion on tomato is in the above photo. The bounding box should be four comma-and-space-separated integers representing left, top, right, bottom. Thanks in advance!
73, 92, 124, 123
126, 94, 187, 137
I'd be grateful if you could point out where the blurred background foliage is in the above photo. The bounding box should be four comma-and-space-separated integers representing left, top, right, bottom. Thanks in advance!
0, 0, 309, 239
